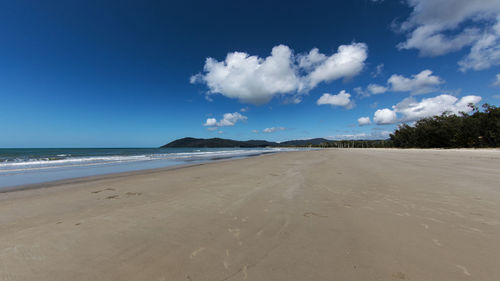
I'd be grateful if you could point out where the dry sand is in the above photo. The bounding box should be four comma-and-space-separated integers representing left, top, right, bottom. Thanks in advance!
1, 149, 500, 281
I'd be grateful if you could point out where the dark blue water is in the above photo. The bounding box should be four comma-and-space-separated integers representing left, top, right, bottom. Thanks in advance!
0, 147, 298, 189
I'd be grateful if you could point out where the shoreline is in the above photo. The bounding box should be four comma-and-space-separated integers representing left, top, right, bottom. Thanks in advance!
0, 151, 288, 194
3, 147, 499, 193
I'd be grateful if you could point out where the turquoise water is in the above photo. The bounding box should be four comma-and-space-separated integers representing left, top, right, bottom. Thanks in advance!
0, 147, 298, 189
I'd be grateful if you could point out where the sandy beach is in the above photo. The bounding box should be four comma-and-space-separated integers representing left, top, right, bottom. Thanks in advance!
1, 149, 500, 281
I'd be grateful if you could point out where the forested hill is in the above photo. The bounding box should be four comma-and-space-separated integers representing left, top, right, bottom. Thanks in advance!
161, 137, 329, 148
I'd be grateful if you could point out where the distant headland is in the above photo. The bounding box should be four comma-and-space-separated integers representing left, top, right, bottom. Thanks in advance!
161, 137, 330, 148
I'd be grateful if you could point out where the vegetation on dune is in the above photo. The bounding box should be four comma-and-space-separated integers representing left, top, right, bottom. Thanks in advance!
390, 104, 499, 148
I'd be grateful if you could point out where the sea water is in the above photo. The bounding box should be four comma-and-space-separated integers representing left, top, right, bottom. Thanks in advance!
0, 147, 299, 189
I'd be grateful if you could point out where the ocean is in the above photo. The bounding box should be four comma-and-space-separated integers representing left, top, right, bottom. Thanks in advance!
0, 147, 299, 189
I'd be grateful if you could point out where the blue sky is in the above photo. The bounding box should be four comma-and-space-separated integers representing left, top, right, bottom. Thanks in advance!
1, 0, 499, 147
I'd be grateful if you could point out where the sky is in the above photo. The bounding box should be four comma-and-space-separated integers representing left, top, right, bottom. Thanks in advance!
1, 0, 499, 147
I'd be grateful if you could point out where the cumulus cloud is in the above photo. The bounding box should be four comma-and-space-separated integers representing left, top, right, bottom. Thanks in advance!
203, 118, 217, 127
367, 84, 388, 94
354, 84, 387, 98
203, 112, 247, 129
317, 90, 355, 109
388, 70, 444, 94
355, 70, 441, 97
306, 43, 368, 88
374, 108, 398, 125
263, 127, 286, 133
217, 112, 248, 126
297, 48, 327, 69
394, 94, 481, 122
191, 43, 368, 104
397, 0, 500, 71
372, 94, 482, 124
493, 73, 500, 86
358, 117, 371, 126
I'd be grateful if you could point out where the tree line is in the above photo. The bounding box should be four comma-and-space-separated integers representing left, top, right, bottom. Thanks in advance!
390, 104, 499, 148
295, 103, 499, 149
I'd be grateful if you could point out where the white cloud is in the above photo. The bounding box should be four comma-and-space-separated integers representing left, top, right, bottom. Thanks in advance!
354, 84, 387, 98
373, 108, 398, 125
306, 43, 368, 88
217, 112, 248, 126
240, 107, 249, 112
252, 129, 259, 133
263, 127, 286, 133
397, 0, 500, 71
203, 118, 217, 126
191, 43, 368, 104
203, 112, 248, 129
458, 23, 500, 71
493, 73, 500, 86
358, 117, 371, 126
317, 90, 355, 109
367, 84, 388, 94
297, 48, 327, 69
372, 94, 482, 125
388, 70, 444, 94
355, 70, 441, 98
393, 94, 481, 122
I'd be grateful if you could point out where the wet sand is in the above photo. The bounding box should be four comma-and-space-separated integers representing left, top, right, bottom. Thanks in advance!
1, 149, 499, 280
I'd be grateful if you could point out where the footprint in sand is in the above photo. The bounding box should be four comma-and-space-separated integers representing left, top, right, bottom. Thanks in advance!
91, 188, 116, 194
392, 272, 407, 279
125, 192, 142, 196
303, 212, 328, 218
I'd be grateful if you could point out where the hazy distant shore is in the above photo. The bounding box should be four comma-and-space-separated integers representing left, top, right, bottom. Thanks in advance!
1, 149, 500, 280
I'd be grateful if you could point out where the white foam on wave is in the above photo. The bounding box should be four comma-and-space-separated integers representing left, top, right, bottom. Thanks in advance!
0, 148, 295, 173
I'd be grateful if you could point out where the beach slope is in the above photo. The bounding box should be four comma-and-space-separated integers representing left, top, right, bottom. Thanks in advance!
1, 149, 500, 280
